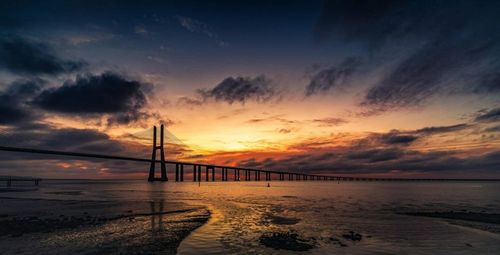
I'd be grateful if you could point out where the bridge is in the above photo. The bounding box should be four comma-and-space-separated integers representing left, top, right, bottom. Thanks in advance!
0, 125, 498, 183
0, 177, 41, 187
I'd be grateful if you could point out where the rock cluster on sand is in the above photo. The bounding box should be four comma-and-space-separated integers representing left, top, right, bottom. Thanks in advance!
342, 231, 362, 241
259, 232, 315, 251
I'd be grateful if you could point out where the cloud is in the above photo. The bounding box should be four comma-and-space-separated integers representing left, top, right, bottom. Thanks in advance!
278, 128, 291, 134
475, 107, 500, 122
366, 123, 472, 146
473, 72, 500, 93
346, 148, 404, 163
198, 75, 278, 104
313, 0, 412, 45
245, 115, 298, 125
416, 124, 471, 134
312, 117, 348, 127
361, 31, 497, 111
175, 15, 226, 46
0, 36, 87, 75
0, 123, 152, 177
485, 125, 500, 133
0, 124, 127, 156
0, 78, 45, 125
378, 132, 418, 145
34, 72, 150, 125
231, 142, 500, 175
177, 96, 203, 107
305, 57, 361, 96
314, 1, 500, 112
134, 25, 148, 35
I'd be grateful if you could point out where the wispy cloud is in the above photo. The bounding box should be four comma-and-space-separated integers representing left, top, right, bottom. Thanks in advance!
175, 15, 226, 46
134, 25, 148, 35
312, 117, 348, 127
305, 57, 361, 96
314, 1, 500, 114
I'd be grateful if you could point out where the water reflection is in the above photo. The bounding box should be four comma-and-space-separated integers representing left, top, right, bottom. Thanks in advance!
150, 200, 165, 232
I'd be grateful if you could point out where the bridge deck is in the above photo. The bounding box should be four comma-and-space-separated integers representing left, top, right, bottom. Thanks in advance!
1, 146, 499, 182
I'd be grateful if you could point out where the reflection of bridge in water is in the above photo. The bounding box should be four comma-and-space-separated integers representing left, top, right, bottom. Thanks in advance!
1, 125, 497, 182
150, 200, 164, 231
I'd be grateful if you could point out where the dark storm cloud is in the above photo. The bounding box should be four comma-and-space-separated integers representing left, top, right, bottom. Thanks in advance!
198, 75, 278, 104
305, 57, 361, 96
0, 125, 127, 156
0, 78, 45, 124
34, 72, 150, 124
0, 36, 87, 75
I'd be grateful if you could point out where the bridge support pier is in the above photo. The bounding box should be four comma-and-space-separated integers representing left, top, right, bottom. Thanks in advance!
180, 164, 184, 181
175, 164, 179, 182
265, 172, 271, 181
193, 165, 197, 181
205, 166, 209, 182
148, 125, 168, 182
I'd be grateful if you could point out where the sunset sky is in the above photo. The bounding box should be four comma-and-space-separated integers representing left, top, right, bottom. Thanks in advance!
1, 0, 500, 179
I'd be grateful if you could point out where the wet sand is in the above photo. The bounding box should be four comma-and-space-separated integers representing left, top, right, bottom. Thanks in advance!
403, 211, 500, 235
3, 181, 500, 254
0, 197, 210, 254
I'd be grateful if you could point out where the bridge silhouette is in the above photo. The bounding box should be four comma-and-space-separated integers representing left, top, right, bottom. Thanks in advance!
0, 125, 497, 182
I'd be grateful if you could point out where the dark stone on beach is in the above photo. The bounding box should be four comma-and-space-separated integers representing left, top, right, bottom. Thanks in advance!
466, 243, 473, 247
329, 237, 348, 247
259, 232, 314, 251
342, 231, 362, 241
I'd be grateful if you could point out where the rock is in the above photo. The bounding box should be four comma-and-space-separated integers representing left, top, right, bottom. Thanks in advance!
329, 237, 348, 247
259, 232, 314, 251
342, 231, 362, 241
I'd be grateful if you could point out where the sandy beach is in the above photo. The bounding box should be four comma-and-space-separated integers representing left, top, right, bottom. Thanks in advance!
0, 196, 209, 254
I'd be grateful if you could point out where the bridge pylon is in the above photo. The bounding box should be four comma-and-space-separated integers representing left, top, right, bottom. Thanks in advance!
148, 125, 168, 182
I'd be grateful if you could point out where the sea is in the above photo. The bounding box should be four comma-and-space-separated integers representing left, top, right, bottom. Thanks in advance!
2, 180, 500, 254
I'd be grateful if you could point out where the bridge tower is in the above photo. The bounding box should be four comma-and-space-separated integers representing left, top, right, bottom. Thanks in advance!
148, 125, 168, 182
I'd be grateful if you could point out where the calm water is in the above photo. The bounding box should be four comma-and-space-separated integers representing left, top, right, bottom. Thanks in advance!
3, 180, 500, 254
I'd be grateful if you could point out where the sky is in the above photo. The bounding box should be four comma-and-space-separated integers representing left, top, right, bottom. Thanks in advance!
1, 0, 500, 179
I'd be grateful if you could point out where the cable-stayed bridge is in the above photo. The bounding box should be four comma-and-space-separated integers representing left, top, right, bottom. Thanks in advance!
0, 125, 497, 182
